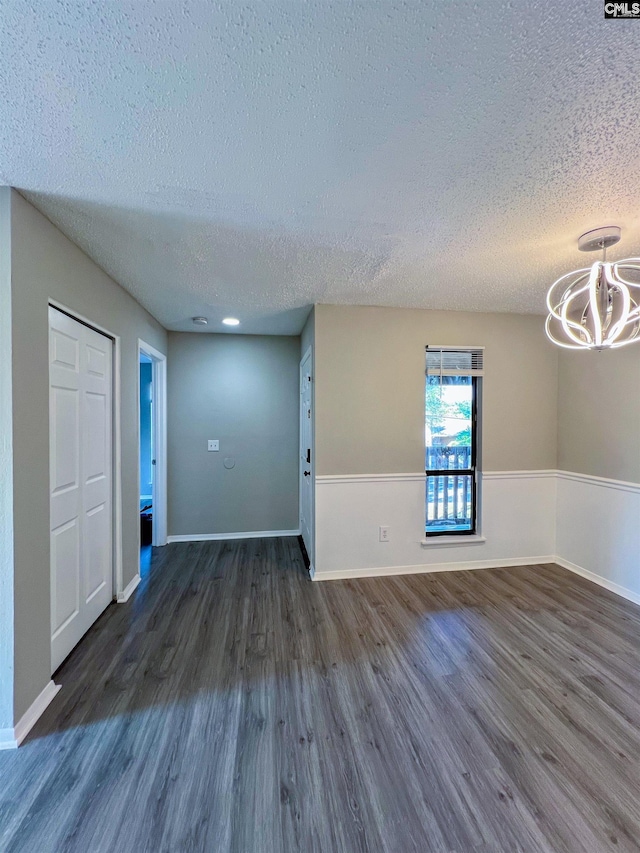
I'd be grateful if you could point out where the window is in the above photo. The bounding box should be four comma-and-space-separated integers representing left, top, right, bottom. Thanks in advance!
425, 347, 483, 536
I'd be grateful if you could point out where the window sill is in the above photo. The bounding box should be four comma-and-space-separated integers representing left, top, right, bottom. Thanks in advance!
421, 535, 486, 547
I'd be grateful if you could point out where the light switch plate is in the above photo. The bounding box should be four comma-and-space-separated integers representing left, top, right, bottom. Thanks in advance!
208, 440, 219, 451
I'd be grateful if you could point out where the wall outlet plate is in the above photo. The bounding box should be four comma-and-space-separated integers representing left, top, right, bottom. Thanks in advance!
208, 440, 219, 451
379, 525, 390, 542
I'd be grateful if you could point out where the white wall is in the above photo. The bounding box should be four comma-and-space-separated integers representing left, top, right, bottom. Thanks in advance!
313, 469, 640, 613
314, 471, 556, 579
555, 473, 640, 604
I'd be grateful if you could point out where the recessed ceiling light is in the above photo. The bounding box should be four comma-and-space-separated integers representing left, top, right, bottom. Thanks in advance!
222, 317, 240, 326
192, 316, 208, 326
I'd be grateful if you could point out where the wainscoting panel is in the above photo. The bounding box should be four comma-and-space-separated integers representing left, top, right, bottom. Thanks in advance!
556, 472, 640, 603
314, 471, 557, 579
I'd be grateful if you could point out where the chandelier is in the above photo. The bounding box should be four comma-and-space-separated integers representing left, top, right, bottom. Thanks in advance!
545, 226, 640, 350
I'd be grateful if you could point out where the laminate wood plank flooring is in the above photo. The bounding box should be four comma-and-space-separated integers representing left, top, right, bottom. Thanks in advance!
2, 540, 640, 852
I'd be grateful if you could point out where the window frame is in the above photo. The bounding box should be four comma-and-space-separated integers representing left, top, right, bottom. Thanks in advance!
424, 346, 483, 538
425, 377, 478, 536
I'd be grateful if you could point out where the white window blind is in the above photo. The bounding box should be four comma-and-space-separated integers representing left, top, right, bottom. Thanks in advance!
425, 347, 484, 377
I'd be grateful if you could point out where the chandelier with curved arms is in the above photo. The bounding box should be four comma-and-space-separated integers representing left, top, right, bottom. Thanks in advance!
545, 226, 640, 351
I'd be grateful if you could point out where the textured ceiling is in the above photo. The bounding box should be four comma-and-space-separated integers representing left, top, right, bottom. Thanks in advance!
3, 1, 640, 334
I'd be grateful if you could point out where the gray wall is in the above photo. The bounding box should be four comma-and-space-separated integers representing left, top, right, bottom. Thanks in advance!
557, 348, 640, 482
314, 304, 558, 475
0, 189, 15, 731
168, 332, 300, 536
10, 190, 167, 722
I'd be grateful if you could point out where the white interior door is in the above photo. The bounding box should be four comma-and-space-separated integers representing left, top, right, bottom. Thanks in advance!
49, 307, 113, 672
299, 350, 313, 563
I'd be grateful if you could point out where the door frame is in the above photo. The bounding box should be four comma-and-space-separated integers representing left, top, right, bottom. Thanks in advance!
137, 340, 167, 551
48, 300, 121, 602
299, 346, 314, 569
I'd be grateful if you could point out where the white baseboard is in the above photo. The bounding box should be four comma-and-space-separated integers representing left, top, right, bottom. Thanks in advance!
312, 555, 556, 582
554, 557, 640, 608
117, 573, 141, 603
0, 727, 17, 750
15, 681, 61, 745
0, 680, 61, 750
312, 550, 640, 613
167, 529, 301, 544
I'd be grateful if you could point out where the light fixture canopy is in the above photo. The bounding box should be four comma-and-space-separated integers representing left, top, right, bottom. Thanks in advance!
222, 317, 240, 326
545, 226, 640, 351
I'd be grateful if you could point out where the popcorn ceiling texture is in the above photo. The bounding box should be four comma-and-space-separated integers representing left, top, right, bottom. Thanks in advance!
2, 0, 640, 334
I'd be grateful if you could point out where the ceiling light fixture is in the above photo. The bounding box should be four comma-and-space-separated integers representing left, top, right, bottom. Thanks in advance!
192, 316, 208, 326
545, 226, 640, 350
222, 318, 240, 326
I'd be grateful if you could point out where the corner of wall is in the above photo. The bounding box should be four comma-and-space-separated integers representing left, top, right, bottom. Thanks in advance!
300, 305, 315, 359
0, 187, 16, 730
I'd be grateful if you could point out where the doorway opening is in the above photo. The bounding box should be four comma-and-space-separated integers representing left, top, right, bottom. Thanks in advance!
139, 353, 153, 574
138, 340, 167, 577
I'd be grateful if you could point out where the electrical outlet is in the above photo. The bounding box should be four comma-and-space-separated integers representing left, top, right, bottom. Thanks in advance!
379, 525, 390, 542
207, 440, 219, 451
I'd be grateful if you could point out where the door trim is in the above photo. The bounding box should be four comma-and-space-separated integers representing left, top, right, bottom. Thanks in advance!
137, 340, 167, 553
299, 346, 314, 569
48, 300, 122, 602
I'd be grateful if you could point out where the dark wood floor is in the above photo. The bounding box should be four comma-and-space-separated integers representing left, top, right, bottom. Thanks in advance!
2, 540, 640, 852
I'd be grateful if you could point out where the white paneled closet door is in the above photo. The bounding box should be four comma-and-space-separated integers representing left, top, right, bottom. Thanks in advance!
49, 307, 113, 672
